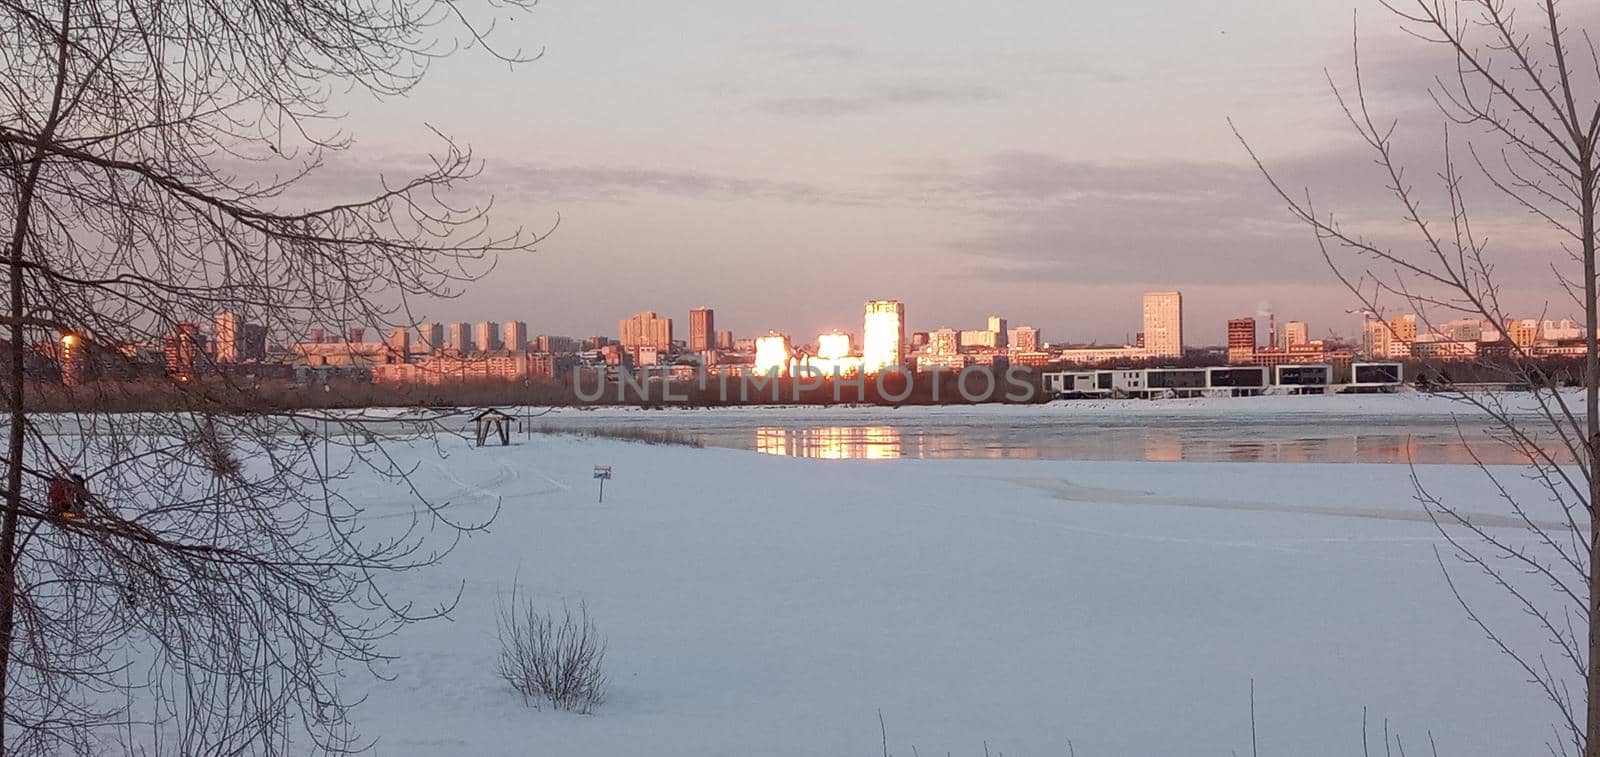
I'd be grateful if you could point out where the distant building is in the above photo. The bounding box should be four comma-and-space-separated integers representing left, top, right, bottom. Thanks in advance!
910, 331, 929, 348
1362, 318, 1390, 360
817, 332, 851, 359
387, 327, 410, 361
214, 312, 241, 364
1283, 320, 1309, 348
1007, 326, 1040, 353
1506, 319, 1539, 349
928, 328, 959, 356
862, 300, 905, 374
449, 322, 472, 353
1543, 319, 1583, 340
1227, 317, 1257, 365
1142, 291, 1183, 358
689, 307, 715, 353
754, 332, 793, 377
347, 327, 366, 344
240, 324, 268, 361
419, 323, 446, 353
987, 316, 1008, 349
1057, 345, 1146, 365
959, 329, 1000, 349
619, 311, 674, 353
536, 335, 577, 353
715, 330, 734, 350
476, 321, 501, 352
164, 323, 208, 380
504, 321, 529, 352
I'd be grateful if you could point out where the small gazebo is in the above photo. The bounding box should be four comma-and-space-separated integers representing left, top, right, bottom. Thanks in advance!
473, 408, 514, 447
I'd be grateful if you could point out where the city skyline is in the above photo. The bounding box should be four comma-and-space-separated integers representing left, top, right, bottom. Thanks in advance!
321, 0, 1587, 345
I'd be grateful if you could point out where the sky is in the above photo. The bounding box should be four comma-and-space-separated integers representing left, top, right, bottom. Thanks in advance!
319, 0, 1590, 346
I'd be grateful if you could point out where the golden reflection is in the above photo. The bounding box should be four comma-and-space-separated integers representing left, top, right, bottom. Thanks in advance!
754, 426, 902, 460
1142, 428, 1182, 462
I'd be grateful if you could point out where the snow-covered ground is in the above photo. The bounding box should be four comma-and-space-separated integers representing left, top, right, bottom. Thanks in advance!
339, 432, 1567, 756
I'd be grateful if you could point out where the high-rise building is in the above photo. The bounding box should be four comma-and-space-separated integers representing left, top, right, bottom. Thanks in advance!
164, 323, 207, 380
928, 328, 959, 356
387, 327, 411, 361
1283, 321, 1309, 348
1142, 291, 1183, 359
240, 324, 268, 361
862, 300, 905, 374
1007, 326, 1040, 353
1507, 319, 1540, 349
1227, 317, 1258, 364
214, 312, 241, 364
476, 322, 502, 352
689, 307, 715, 353
419, 323, 446, 353
1390, 314, 1418, 344
449, 322, 473, 353
619, 311, 674, 352
817, 332, 852, 359
754, 332, 792, 377
504, 321, 529, 351
715, 330, 734, 351
1363, 318, 1391, 360
987, 316, 1008, 349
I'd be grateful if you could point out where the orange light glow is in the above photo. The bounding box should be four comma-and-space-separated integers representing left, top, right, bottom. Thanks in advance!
861, 300, 904, 375
61, 333, 78, 347
754, 333, 792, 377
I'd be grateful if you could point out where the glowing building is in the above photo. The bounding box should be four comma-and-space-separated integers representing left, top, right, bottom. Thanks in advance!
1283, 320, 1309, 348
806, 331, 862, 377
1142, 291, 1183, 359
817, 332, 851, 359
754, 332, 793, 377
862, 300, 905, 374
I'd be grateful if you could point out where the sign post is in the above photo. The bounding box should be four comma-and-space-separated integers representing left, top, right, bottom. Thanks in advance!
593, 465, 612, 503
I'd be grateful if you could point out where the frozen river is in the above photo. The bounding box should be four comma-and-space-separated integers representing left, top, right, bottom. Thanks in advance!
532, 393, 1579, 464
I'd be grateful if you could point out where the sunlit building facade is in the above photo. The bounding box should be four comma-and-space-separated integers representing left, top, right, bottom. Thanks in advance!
620, 311, 674, 352
754, 332, 793, 377
449, 322, 472, 353
862, 300, 905, 374
689, 307, 715, 353
504, 320, 529, 352
1142, 291, 1183, 359
1283, 320, 1308, 348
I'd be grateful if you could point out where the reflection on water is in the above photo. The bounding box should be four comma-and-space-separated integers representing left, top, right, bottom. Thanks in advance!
757, 426, 902, 460
745, 423, 1557, 465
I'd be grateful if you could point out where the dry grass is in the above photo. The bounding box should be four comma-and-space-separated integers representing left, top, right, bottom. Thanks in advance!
533, 423, 703, 448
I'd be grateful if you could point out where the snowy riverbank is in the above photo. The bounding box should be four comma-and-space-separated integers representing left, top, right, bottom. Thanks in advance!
332, 434, 1563, 755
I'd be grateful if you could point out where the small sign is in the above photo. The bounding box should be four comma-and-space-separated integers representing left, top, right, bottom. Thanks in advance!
592, 465, 613, 480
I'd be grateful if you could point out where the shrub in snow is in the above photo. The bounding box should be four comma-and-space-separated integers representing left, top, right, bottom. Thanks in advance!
495, 594, 607, 713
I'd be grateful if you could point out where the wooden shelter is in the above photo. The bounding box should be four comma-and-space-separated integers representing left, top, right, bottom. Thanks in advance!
473, 408, 514, 447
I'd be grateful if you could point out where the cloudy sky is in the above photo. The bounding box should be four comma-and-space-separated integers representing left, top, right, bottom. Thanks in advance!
327, 0, 1585, 346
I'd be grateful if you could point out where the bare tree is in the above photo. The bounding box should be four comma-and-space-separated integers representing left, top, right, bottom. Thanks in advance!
0, 0, 544, 752
1235, 1, 1600, 754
